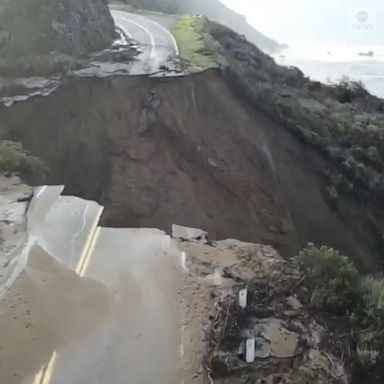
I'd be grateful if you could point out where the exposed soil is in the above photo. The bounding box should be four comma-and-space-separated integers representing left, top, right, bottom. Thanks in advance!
0, 70, 381, 270
189, 238, 353, 384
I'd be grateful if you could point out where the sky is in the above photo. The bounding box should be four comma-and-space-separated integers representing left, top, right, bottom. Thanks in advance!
220, 0, 384, 45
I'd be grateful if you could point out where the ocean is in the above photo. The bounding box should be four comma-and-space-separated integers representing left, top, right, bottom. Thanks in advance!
272, 41, 384, 99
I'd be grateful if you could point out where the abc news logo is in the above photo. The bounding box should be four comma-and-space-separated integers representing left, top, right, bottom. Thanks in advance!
349, 9, 377, 31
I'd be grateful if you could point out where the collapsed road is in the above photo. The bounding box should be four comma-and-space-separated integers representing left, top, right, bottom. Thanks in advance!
0, 186, 195, 384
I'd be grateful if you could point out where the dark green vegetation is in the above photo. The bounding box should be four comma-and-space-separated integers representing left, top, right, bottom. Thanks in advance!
0, 0, 115, 74
295, 244, 359, 315
0, 140, 46, 182
204, 22, 384, 261
209, 22, 384, 203
296, 244, 384, 374
113, 0, 282, 53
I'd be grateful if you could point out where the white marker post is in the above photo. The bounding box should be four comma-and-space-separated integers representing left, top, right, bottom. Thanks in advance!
245, 337, 255, 363
239, 288, 247, 309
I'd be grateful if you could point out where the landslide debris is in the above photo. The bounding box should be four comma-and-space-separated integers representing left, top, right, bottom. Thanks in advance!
0, 70, 382, 271
189, 238, 384, 384
178, 235, 351, 383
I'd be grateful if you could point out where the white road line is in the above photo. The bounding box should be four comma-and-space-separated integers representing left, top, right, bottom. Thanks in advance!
181, 251, 188, 271
34, 185, 47, 199
114, 15, 156, 60
70, 203, 90, 265
133, 14, 179, 55
117, 25, 132, 39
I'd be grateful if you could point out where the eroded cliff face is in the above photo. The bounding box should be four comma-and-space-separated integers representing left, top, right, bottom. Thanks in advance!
0, 71, 381, 271
0, 0, 115, 58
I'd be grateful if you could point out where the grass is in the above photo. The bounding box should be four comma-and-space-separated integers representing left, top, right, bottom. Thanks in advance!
172, 15, 218, 72
357, 345, 380, 367
295, 244, 359, 314
354, 276, 384, 366
361, 276, 384, 312
296, 244, 384, 368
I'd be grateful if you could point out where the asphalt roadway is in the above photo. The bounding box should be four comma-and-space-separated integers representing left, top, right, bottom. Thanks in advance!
111, 10, 180, 75
0, 186, 185, 384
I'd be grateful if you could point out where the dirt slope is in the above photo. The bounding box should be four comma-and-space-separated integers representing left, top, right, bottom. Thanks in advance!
0, 70, 380, 269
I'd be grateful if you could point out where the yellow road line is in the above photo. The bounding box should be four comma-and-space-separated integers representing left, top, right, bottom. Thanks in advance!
32, 210, 103, 384
32, 352, 57, 384
41, 352, 57, 384
75, 207, 103, 275
78, 227, 101, 277
33, 367, 44, 384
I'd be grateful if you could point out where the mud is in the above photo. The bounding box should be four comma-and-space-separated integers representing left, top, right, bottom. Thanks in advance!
0, 70, 381, 270
187, 239, 352, 384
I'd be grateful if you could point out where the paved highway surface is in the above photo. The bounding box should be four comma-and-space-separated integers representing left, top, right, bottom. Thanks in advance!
0, 186, 185, 384
28, 186, 103, 271
47, 228, 182, 384
111, 10, 180, 75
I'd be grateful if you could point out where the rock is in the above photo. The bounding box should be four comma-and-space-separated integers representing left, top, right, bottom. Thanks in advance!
208, 158, 219, 169
142, 90, 161, 109
326, 185, 338, 201
0, 175, 32, 294
254, 336, 271, 358
172, 224, 208, 243
138, 109, 158, 134
252, 318, 299, 358
287, 296, 303, 310
358, 50, 374, 57
138, 90, 161, 134
0, 0, 115, 58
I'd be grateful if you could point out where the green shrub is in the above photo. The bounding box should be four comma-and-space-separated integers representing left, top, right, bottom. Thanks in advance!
295, 244, 384, 368
0, 140, 47, 180
295, 244, 360, 314
353, 276, 384, 367
357, 343, 380, 367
